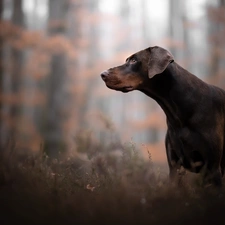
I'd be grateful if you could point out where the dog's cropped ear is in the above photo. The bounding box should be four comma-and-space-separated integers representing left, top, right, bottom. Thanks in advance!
148, 46, 174, 78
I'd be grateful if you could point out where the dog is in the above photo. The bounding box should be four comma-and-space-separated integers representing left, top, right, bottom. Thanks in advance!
100, 46, 225, 186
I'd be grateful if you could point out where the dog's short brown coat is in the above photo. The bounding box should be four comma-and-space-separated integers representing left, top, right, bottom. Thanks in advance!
101, 46, 225, 186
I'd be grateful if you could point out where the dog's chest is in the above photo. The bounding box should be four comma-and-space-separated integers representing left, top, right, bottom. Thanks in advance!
174, 127, 204, 154
178, 127, 190, 140
171, 127, 205, 171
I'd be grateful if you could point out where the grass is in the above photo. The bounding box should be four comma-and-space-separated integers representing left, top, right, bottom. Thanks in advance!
1, 139, 225, 225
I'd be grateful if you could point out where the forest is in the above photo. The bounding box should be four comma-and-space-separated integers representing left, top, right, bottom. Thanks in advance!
1, 0, 225, 224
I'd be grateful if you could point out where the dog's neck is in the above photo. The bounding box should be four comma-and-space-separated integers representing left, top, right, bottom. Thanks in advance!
139, 62, 206, 128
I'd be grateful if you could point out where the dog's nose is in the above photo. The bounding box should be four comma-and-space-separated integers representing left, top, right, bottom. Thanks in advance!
100, 70, 109, 81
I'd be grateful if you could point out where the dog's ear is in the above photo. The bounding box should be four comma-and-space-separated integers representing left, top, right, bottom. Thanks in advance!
148, 46, 174, 78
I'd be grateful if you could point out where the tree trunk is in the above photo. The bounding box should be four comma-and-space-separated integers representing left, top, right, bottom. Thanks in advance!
169, 0, 184, 59
208, 0, 225, 78
9, 0, 24, 144
78, 0, 99, 129
0, 0, 3, 149
220, 0, 225, 6
43, 0, 68, 158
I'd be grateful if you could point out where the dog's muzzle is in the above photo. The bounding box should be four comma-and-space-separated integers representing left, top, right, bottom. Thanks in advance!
100, 70, 109, 81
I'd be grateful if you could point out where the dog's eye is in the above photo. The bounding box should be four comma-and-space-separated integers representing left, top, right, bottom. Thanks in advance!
130, 58, 137, 64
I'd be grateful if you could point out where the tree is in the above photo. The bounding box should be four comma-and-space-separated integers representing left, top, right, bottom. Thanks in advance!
0, 1, 3, 82
208, 0, 225, 80
42, 0, 69, 157
9, 0, 24, 144
0, 0, 3, 148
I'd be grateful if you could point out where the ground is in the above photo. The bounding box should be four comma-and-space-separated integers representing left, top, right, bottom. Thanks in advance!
1, 144, 225, 225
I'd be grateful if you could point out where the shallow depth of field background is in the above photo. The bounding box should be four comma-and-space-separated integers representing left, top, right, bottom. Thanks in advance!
1, 0, 225, 164
1, 1, 225, 224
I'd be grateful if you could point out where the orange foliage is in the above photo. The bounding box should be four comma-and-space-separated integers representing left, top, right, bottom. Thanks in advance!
141, 141, 167, 163
0, 21, 76, 57
0, 92, 46, 106
160, 37, 185, 49
207, 6, 225, 23
48, 20, 68, 31
43, 35, 75, 56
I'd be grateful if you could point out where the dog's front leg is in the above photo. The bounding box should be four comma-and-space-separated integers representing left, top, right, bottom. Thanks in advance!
165, 131, 183, 182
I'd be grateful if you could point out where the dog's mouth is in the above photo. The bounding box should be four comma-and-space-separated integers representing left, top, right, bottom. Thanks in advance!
106, 84, 134, 93
100, 72, 135, 92
120, 86, 134, 92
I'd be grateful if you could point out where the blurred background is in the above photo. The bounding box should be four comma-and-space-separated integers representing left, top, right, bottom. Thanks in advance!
0, 0, 225, 165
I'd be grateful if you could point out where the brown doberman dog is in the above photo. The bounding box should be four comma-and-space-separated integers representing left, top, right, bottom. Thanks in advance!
101, 46, 225, 186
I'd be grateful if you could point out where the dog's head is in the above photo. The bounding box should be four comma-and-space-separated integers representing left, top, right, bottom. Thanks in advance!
100, 46, 174, 92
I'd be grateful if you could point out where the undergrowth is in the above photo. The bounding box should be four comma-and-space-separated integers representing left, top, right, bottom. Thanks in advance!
1, 138, 225, 225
